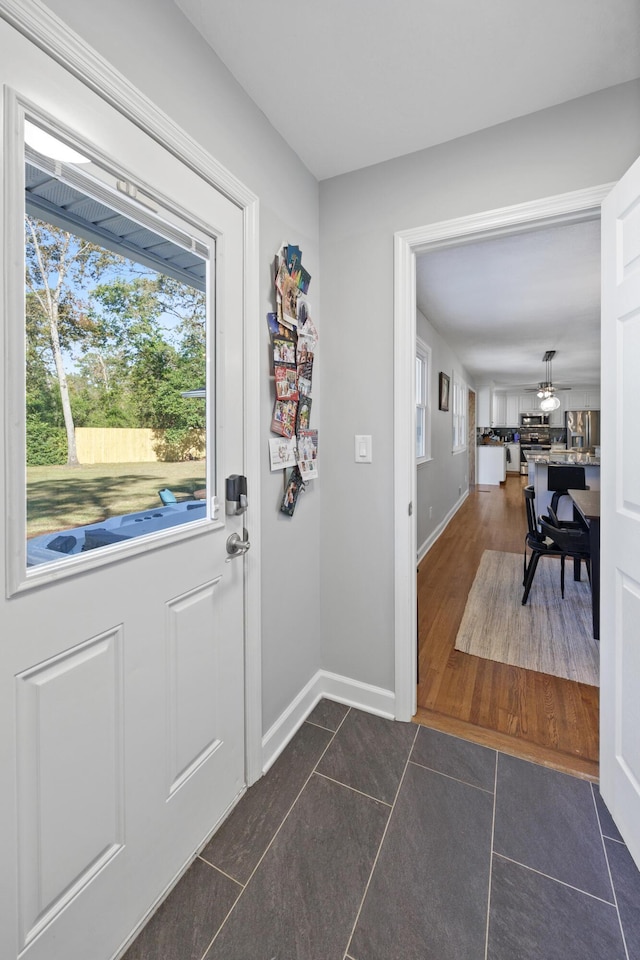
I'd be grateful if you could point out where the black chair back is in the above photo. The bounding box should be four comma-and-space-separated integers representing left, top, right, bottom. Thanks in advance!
539, 516, 590, 558
547, 465, 588, 515
547, 465, 586, 492
523, 485, 542, 539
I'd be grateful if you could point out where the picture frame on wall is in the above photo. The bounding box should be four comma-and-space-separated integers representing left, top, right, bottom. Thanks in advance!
439, 372, 450, 411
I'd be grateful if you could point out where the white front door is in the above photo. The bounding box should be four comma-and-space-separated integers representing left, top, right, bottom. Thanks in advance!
0, 20, 247, 960
600, 153, 640, 869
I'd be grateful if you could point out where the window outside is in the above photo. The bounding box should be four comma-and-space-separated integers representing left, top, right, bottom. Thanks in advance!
452, 373, 467, 452
24, 133, 210, 569
416, 338, 431, 461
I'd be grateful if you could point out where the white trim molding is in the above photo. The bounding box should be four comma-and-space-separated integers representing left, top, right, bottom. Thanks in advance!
417, 488, 469, 566
393, 183, 615, 722
261, 670, 396, 775
0, 0, 263, 785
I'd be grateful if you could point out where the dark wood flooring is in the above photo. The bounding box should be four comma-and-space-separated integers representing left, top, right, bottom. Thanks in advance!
415, 474, 599, 780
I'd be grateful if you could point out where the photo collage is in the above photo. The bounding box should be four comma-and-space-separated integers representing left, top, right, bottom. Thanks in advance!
268, 244, 318, 516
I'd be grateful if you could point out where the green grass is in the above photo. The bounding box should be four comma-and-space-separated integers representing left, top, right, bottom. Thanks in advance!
27, 461, 206, 538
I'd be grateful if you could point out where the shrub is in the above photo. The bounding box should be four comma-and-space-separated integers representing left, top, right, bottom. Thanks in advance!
26, 416, 67, 465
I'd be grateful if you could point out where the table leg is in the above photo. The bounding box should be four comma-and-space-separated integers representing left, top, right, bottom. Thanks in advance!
591, 518, 600, 641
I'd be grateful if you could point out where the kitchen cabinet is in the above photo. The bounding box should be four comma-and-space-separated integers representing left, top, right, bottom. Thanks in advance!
505, 442, 520, 472
477, 385, 492, 427
548, 394, 565, 426
506, 394, 520, 427
568, 389, 600, 410
491, 392, 507, 427
518, 394, 536, 414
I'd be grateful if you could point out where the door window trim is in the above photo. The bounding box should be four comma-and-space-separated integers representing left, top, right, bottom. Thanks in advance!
6, 98, 226, 594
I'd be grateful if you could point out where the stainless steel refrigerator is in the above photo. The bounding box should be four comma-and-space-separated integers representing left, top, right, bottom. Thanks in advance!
565, 410, 600, 450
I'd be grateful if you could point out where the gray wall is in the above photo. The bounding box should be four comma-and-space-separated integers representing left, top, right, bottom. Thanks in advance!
32, 5, 640, 714
416, 309, 474, 556
44, 0, 322, 734
319, 79, 640, 694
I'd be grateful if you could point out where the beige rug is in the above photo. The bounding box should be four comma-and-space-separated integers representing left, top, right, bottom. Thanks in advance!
454, 549, 599, 686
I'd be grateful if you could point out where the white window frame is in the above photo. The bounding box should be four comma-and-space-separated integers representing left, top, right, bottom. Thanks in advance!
7, 101, 221, 594
452, 373, 468, 454
416, 337, 431, 464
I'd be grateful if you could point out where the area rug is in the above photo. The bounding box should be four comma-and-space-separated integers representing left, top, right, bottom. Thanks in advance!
454, 549, 599, 686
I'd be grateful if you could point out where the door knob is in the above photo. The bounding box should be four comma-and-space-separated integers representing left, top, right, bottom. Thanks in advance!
225, 531, 251, 562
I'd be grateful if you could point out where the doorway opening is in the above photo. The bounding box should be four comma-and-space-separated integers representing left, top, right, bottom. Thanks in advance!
393, 184, 613, 771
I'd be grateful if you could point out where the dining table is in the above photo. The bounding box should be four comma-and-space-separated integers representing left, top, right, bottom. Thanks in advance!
569, 488, 600, 641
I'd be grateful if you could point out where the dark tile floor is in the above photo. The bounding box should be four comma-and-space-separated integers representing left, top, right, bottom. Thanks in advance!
122, 701, 640, 960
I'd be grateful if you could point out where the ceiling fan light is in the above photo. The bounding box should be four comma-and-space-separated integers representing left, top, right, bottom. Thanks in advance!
540, 395, 560, 412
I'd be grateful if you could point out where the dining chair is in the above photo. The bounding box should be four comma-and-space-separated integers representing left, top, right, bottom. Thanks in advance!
523, 485, 544, 581
522, 486, 566, 604
547, 465, 588, 515
538, 515, 591, 598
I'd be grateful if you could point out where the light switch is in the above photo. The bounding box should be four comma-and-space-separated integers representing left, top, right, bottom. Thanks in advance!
355, 434, 372, 462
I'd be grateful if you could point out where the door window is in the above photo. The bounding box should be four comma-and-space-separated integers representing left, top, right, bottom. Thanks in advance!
18, 116, 214, 579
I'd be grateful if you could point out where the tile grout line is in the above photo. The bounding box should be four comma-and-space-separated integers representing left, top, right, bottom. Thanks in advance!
590, 782, 631, 960
493, 851, 619, 907
483, 749, 499, 960
199, 706, 352, 959
196, 855, 245, 889
305, 717, 346, 732
408, 757, 495, 794
198, 882, 246, 960
314, 770, 393, 807
341, 724, 421, 960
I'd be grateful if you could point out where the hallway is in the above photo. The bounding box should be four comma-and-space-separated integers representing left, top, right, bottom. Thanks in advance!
121, 702, 639, 960
416, 474, 599, 778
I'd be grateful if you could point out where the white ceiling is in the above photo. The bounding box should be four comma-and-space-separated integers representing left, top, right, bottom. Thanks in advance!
416, 219, 602, 391
173, 0, 635, 389
173, 0, 640, 181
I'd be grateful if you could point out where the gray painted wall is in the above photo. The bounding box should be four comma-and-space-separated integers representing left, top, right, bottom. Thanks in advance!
416, 309, 474, 556
319, 79, 640, 693
44, 0, 322, 734
32, 4, 640, 715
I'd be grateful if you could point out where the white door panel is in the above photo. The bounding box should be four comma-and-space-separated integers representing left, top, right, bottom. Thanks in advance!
600, 152, 640, 869
1, 17, 246, 960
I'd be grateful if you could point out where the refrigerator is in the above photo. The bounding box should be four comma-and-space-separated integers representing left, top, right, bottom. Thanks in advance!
565, 410, 600, 451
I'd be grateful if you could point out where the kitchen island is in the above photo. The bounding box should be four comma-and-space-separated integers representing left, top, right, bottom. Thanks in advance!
524, 451, 600, 520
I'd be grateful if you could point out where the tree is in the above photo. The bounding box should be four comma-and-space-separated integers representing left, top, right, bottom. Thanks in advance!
25, 217, 209, 463
24, 216, 117, 465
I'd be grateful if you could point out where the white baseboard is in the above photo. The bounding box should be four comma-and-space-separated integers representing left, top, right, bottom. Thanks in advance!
417, 488, 469, 565
261, 670, 396, 775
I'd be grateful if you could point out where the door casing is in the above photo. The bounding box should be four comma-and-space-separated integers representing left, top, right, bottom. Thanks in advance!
393, 183, 614, 722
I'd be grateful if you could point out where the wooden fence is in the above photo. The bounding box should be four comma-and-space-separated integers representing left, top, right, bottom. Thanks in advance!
75, 428, 205, 463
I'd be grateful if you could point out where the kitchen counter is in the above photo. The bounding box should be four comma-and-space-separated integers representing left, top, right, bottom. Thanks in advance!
525, 457, 600, 521
477, 444, 506, 485
523, 451, 600, 466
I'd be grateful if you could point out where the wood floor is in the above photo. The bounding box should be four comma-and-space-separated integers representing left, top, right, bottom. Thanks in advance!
415, 473, 599, 780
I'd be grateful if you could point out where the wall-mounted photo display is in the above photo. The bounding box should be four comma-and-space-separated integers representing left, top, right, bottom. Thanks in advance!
274, 363, 299, 400
281, 466, 304, 516
296, 397, 312, 434
439, 371, 450, 411
269, 243, 317, 515
271, 398, 297, 438
297, 429, 318, 480
269, 437, 298, 471
272, 335, 296, 365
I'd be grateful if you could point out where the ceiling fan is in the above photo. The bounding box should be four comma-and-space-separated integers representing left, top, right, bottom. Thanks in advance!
522, 351, 572, 410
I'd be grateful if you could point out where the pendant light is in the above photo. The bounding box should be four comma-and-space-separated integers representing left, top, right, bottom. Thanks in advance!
540, 393, 560, 412
538, 350, 561, 411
